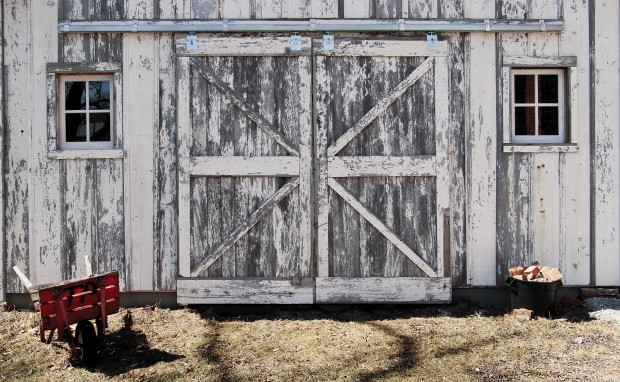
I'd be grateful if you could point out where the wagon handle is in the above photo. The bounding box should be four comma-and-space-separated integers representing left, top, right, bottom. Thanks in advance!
12, 266, 33, 290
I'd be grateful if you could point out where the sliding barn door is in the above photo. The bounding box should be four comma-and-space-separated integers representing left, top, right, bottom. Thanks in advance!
314, 39, 451, 303
176, 37, 313, 304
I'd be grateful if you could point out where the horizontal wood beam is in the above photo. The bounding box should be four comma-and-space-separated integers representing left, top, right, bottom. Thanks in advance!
328, 156, 436, 177
190, 156, 300, 177
177, 278, 314, 304
315, 277, 451, 303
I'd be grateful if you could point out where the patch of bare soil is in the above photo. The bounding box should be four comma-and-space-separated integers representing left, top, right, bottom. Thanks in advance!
1, 299, 619, 381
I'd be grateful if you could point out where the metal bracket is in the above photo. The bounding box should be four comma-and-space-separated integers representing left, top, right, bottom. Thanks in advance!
222, 19, 229, 32
539, 19, 547, 32
61, 20, 70, 32
426, 32, 438, 51
309, 19, 317, 31
290, 32, 302, 51
484, 19, 491, 32
323, 33, 334, 51
186, 33, 198, 51
398, 18, 405, 31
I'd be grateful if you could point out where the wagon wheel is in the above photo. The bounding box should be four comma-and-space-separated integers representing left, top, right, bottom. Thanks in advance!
75, 320, 98, 366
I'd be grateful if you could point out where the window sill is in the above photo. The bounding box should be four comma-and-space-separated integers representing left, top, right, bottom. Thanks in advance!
48, 149, 123, 160
502, 144, 578, 153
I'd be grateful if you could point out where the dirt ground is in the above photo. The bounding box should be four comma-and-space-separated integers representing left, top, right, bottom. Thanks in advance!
1, 298, 619, 382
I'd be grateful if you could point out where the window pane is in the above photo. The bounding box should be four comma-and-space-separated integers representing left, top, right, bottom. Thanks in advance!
65, 81, 86, 110
89, 113, 111, 142
89, 81, 111, 110
66, 114, 87, 142
539, 74, 559, 103
539, 107, 559, 135
515, 107, 536, 136
514, 75, 535, 103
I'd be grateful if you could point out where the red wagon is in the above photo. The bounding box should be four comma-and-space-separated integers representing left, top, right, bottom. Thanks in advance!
13, 261, 120, 365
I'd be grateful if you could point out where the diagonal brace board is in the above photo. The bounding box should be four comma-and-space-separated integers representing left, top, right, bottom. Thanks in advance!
328, 178, 437, 277
327, 57, 435, 157
189, 57, 299, 156
191, 177, 300, 277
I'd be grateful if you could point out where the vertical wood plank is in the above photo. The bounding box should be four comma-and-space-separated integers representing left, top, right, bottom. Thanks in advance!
157, 6, 191, 288
298, 56, 313, 277
408, 0, 435, 18
0, 5, 4, 299
311, 0, 338, 17
4, 0, 32, 292
440, 1, 467, 285
191, 0, 219, 18
315, 55, 330, 277
497, 12, 531, 284
159, 0, 191, 18
435, 56, 449, 278
177, 57, 192, 278
126, 0, 153, 18
256, 0, 282, 18
592, 0, 620, 285
466, 32, 497, 285
221, 0, 252, 18
123, 33, 157, 290
343, 0, 371, 18
531, 154, 561, 267
32, 1, 62, 287
463, 0, 494, 18
95, 160, 125, 283
558, 0, 590, 285
62, 160, 95, 280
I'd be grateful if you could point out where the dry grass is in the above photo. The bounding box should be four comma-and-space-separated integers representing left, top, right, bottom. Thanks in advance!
1, 300, 619, 381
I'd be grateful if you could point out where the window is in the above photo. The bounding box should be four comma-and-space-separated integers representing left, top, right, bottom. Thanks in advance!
511, 69, 565, 144
60, 75, 114, 150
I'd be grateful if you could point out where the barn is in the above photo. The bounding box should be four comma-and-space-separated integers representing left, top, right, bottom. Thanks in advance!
1, 0, 618, 306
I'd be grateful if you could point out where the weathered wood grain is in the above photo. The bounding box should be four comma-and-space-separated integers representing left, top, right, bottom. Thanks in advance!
5, 0, 32, 293
315, 277, 451, 303
191, 157, 300, 176
177, 278, 314, 304
315, 39, 448, 57
191, 178, 299, 277
329, 179, 437, 277
48, 150, 124, 160
328, 57, 434, 156
558, 0, 590, 285
408, 0, 436, 19
32, 1, 62, 288
0, 5, 4, 300
191, 0, 219, 18
123, 33, 157, 290
329, 156, 436, 177
190, 57, 299, 156
95, 159, 125, 283
503, 55, 577, 67
592, 0, 620, 285
177, 57, 192, 278
466, 32, 497, 285
61, 0, 125, 20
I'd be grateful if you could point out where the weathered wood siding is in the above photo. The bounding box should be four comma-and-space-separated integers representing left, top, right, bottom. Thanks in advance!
495, 0, 592, 286
3, 0, 619, 298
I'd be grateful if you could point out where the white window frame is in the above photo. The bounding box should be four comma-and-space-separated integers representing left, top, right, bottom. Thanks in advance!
46, 62, 123, 159
511, 68, 565, 144
501, 56, 578, 153
59, 74, 114, 150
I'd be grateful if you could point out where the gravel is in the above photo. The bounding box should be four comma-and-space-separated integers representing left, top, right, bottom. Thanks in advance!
584, 297, 620, 325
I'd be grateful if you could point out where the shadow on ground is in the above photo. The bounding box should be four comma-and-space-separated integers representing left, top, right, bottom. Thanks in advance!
77, 312, 184, 377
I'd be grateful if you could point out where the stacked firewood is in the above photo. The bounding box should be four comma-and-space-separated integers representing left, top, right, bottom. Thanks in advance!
508, 261, 563, 282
